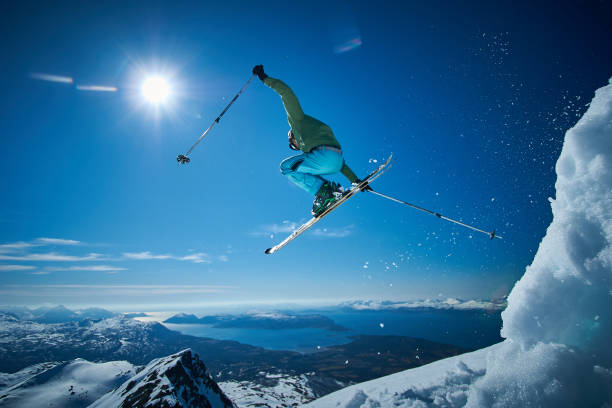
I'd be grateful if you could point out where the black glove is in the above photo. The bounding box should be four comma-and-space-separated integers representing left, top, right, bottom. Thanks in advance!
355, 179, 373, 192
252, 65, 268, 81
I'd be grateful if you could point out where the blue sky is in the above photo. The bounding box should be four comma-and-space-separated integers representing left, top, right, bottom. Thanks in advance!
1, 0, 611, 310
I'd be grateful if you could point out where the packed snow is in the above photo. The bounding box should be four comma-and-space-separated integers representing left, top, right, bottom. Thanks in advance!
467, 76, 612, 407
306, 78, 612, 407
305, 345, 497, 407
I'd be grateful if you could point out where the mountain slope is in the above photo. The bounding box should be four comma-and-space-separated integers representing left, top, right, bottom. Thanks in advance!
90, 349, 234, 408
0, 359, 137, 408
304, 344, 498, 407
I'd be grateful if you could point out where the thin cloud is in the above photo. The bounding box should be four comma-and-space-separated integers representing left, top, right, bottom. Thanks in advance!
312, 225, 355, 238
178, 253, 210, 264
76, 85, 118, 92
0, 238, 81, 253
29, 72, 73, 84
123, 251, 213, 264
37, 238, 81, 245
45, 265, 127, 272
1, 239, 217, 266
0, 252, 102, 262
0, 265, 36, 271
123, 251, 172, 260
0, 284, 237, 296
251, 220, 301, 237
0, 242, 35, 252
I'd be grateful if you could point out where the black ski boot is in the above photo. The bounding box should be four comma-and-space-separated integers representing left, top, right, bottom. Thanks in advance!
312, 182, 345, 216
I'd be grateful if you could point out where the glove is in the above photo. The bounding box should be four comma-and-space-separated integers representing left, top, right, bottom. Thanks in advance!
252, 65, 268, 81
354, 179, 373, 192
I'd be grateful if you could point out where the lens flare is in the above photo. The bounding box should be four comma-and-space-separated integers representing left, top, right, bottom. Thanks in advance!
76, 85, 117, 92
333, 37, 363, 54
29, 72, 74, 84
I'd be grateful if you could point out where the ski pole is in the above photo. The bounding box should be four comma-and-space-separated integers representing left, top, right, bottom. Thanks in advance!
177, 74, 256, 164
368, 190, 502, 240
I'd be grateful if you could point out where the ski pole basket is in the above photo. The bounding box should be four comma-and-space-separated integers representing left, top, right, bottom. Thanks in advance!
177, 154, 190, 165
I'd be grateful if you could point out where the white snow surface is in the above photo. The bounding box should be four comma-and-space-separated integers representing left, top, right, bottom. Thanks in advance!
307, 78, 612, 407
219, 373, 316, 408
305, 344, 496, 408
0, 359, 137, 408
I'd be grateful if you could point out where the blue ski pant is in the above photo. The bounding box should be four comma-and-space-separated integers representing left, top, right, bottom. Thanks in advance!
280, 147, 344, 195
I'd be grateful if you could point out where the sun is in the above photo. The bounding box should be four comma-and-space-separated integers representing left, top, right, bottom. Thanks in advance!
141, 75, 170, 104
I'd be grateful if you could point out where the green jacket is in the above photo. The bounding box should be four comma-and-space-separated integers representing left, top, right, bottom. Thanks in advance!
264, 77, 359, 183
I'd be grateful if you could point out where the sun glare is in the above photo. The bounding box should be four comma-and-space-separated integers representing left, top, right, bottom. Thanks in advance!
141, 75, 170, 103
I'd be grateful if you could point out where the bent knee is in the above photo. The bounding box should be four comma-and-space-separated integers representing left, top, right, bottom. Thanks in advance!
280, 158, 303, 175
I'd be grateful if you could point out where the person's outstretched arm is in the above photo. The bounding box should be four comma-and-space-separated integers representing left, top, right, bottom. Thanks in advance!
341, 161, 359, 184
253, 65, 304, 122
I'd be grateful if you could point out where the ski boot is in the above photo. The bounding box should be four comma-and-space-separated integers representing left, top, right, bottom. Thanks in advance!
312, 182, 345, 216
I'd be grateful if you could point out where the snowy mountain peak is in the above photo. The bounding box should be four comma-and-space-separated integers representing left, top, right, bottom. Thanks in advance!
90, 349, 235, 408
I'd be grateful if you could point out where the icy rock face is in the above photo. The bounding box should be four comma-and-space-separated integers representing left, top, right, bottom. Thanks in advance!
467, 79, 612, 406
90, 349, 235, 408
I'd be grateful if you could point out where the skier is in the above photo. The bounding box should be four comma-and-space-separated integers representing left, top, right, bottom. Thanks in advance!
252, 65, 369, 216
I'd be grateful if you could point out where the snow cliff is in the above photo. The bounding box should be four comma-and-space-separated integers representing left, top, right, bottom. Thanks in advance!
306, 78, 612, 407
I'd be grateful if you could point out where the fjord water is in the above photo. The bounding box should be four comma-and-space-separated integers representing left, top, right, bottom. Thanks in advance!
164, 309, 503, 352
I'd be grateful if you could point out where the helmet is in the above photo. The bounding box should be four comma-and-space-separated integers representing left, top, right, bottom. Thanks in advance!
288, 129, 299, 151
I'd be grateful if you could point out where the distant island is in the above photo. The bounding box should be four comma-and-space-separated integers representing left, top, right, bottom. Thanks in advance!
123, 312, 149, 318
164, 312, 349, 332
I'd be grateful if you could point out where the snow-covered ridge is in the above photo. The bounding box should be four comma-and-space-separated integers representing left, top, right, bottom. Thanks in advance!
341, 298, 506, 311
0, 350, 236, 408
0, 353, 320, 408
0, 305, 117, 323
0, 359, 137, 408
90, 349, 235, 408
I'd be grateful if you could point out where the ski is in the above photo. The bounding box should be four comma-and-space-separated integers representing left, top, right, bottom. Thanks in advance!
265, 153, 393, 254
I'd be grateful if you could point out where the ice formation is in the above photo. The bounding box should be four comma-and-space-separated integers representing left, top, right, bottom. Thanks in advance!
467, 76, 612, 407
